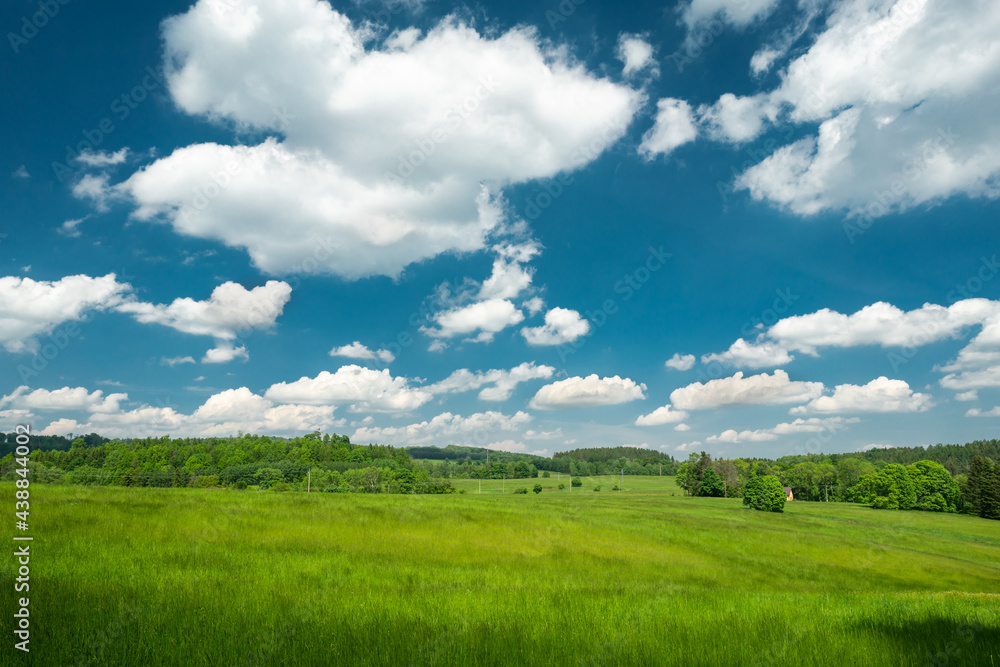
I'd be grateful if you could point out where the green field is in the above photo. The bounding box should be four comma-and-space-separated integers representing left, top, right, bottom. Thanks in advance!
4, 478, 999, 666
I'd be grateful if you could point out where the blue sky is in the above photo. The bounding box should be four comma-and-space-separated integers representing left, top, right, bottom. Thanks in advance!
3, 0, 1000, 458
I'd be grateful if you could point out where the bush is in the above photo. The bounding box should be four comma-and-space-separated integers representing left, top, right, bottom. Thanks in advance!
533, 484, 543, 494
571, 477, 582, 487
612, 484, 619, 491
542, 471, 551, 478
513, 487, 528, 494
593, 486, 601, 492
271, 482, 292, 492
742, 475, 785, 512
558, 483, 565, 490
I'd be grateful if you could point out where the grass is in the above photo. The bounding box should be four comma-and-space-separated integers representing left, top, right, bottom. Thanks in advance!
3, 477, 999, 666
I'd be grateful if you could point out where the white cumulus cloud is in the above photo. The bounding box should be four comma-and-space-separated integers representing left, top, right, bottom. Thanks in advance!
529, 374, 646, 410
330, 341, 395, 364
264, 364, 432, 413
671, 369, 824, 410
0, 274, 131, 354
117, 0, 641, 279
791, 376, 933, 414
520, 307, 590, 346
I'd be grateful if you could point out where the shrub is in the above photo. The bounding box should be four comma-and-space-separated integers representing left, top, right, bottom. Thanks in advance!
558, 483, 565, 490
742, 475, 785, 512
593, 486, 601, 492
533, 484, 543, 494
571, 477, 582, 487
271, 482, 292, 492
542, 471, 551, 478
612, 484, 619, 491
513, 487, 528, 494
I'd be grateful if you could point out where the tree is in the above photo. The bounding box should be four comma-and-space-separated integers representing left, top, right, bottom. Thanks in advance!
837, 458, 876, 500
965, 456, 989, 515
699, 467, 725, 497
742, 475, 785, 512
712, 460, 740, 498
870, 464, 917, 510
907, 460, 960, 512
532, 483, 542, 494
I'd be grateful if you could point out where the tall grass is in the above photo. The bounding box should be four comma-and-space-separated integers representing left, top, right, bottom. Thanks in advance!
3, 479, 998, 666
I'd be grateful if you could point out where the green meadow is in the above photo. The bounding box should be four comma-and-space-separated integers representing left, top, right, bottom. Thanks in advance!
4, 477, 1000, 666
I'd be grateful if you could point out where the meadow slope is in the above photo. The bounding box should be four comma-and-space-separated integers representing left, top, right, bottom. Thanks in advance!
3, 478, 999, 666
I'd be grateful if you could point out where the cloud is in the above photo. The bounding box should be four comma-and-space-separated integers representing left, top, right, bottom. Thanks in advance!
791, 376, 933, 414
352, 409, 532, 446
617, 34, 656, 76
0, 274, 131, 354
707, 428, 778, 444
427, 362, 554, 401
36, 387, 340, 438
699, 93, 775, 143
522, 296, 545, 316
72, 173, 113, 212
161, 356, 197, 367
421, 298, 524, 342
690, 0, 1000, 218
635, 404, 690, 426
665, 353, 696, 371
767, 299, 996, 355
477, 241, 540, 301
680, 0, 782, 30
76, 148, 129, 168
704, 416, 859, 443
639, 98, 698, 158
520, 307, 590, 346
264, 364, 432, 413
117, 0, 641, 279
955, 390, 979, 402
965, 406, 1000, 417
117, 280, 291, 361
59, 216, 90, 238
1, 386, 127, 414
202, 343, 249, 364
529, 374, 646, 410
12, 165, 29, 179
701, 337, 794, 369
671, 369, 824, 410
330, 341, 395, 363
674, 423, 691, 431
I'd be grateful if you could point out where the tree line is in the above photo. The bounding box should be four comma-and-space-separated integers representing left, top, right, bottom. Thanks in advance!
1, 432, 456, 494
676, 450, 1000, 519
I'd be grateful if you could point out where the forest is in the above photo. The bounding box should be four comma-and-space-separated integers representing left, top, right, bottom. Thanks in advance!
674, 449, 1000, 519
1, 431, 998, 517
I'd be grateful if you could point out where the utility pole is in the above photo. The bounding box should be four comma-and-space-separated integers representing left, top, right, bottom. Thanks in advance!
479, 477, 481, 495
620, 468, 623, 495
502, 475, 505, 494
307, 468, 311, 493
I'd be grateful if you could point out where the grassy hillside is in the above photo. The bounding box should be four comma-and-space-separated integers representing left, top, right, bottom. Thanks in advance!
4, 480, 999, 666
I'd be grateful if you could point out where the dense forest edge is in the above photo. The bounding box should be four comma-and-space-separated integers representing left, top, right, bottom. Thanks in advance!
1, 432, 998, 519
